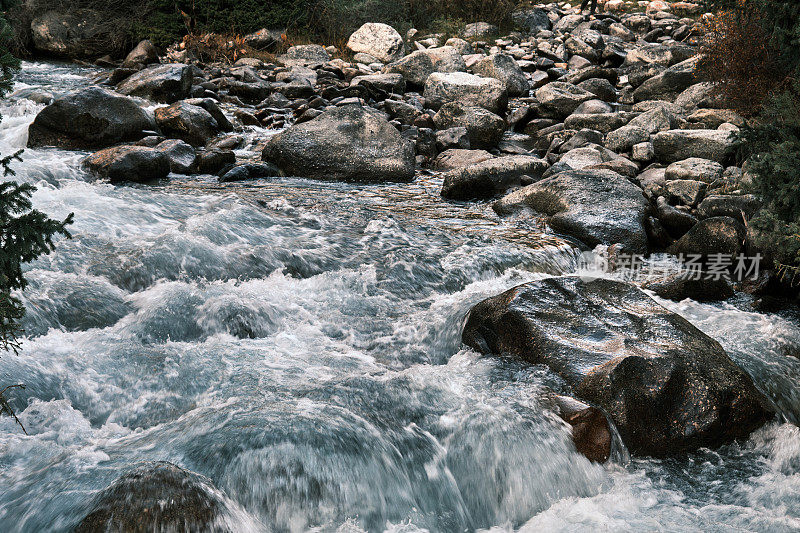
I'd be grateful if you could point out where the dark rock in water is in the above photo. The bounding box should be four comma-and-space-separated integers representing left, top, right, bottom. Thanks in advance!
198, 149, 236, 175
462, 276, 773, 456
184, 98, 235, 132
154, 102, 221, 147
154, 139, 196, 174
262, 104, 415, 182
117, 63, 193, 103
27, 87, 155, 149
547, 394, 612, 463
83, 145, 170, 183
494, 169, 650, 255
74, 462, 234, 532
643, 272, 734, 302
220, 162, 281, 182
441, 155, 548, 200
670, 216, 746, 260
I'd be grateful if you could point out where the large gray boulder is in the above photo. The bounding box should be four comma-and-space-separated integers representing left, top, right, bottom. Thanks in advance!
384, 47, 467, 86
74, 462, 243, 532
262, 105, 415, 182
535, 82, 595, 116
83, 145, 170, 183
440, 155, 548, 200
424, 72, 507, 113
346, 23, 405, 63
154, 102, 221, 147
123, 39, 159, 68
462, 276, 772, 456
30, 9, 109, 58
277, 44, 330, 67
27, 86, 155, 149
665, 157, 724, 183
494, 169, 649, 254
633, 58, 698, 102
653, 129, 736, 163
433, 102, 505, 149
117, 63, 192, 103
472, 53, 530, 97
512, 8, 552, 33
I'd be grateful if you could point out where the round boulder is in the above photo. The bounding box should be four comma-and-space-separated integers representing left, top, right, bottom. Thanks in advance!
27, 86, 155, 149
347, 23, 405, 63
262, 104, 415, 182
462, 276, 773, 456
83, 145, 170, 183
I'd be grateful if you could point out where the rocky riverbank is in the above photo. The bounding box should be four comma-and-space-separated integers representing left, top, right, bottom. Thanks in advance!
11, 2, 798, 530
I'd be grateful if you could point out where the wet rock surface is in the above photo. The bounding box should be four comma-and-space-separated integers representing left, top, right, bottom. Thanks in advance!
462, 276, 774, 456
262, 104, 415, 182
74, 462, 235, 533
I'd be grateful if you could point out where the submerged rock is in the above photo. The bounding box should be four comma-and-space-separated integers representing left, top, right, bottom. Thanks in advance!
27, 87, 155, 149
262, 104, 415, 182
441, 155, 548, 200
74, 462, 239, 532
462, 276, 773, 456
494, 169, 649, 254
83, 145, 170, 183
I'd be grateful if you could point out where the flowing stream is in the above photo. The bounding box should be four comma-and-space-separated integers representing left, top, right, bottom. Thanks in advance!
1, 62, 800, 532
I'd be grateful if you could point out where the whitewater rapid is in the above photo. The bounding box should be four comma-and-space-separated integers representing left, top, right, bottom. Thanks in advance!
1, 62, 799, 532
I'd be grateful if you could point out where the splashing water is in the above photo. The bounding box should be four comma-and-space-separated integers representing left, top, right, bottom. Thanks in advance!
1, 62, 799, 533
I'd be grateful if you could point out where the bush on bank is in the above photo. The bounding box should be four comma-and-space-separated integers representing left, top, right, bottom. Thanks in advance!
699, 0, 800, 283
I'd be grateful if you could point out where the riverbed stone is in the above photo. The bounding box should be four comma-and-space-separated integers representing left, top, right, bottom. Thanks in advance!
472, 53, 530, 97
535, 82, 595, 116
262, 104, 415, 182
347, 23, 405, 63
31, 9, 109, 58
154, 102, 221, 147
441, 155, 548, 200
653, 129, 736, 163
123, 40, 159, 68
665, 157, 724, 183
462, 276, 773, 456
669, 216, 746, 259
83, 145, 170, 183
154, 139, 196, 174
494, 169, 649, 254
384, 47, 466, 87
433, 102, 505, 149
27, 86, 155, 149
117, 63, 193, 103
432, 149, 494, 170
424, 72, 507, 113
278, 44, 331, 67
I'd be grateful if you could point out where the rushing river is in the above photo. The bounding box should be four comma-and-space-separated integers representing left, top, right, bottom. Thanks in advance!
1, 62, 800, 532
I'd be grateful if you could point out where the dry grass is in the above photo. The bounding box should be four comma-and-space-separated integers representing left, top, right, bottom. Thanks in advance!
697, 4, 788, 116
